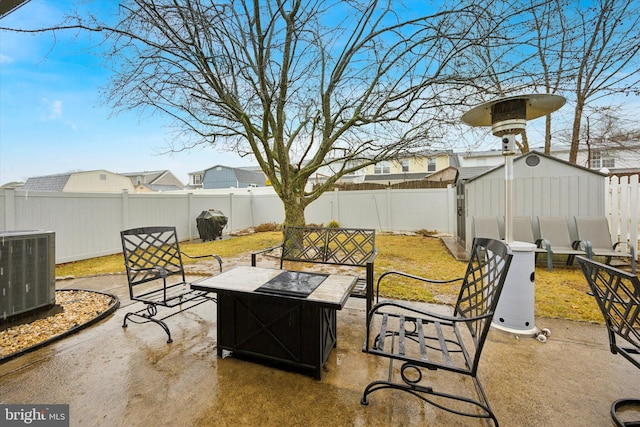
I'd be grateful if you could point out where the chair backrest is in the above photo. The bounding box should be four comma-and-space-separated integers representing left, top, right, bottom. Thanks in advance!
538, 216, 574, 249
281, 226, 376, 267
575, 217, 615, 250
473, 216, 501, 240
513, 216, 536, 243
454, 237, 513, 370
121, 226, 186, 289
577, 256, 640, 370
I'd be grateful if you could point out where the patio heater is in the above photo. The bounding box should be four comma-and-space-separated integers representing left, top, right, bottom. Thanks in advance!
462, 94, 565, 341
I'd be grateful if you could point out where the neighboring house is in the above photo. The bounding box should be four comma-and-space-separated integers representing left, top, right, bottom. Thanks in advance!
362, 150, 455, 185
0, 181, 24, 190
424, 166, 458, 183
186, 170, 204, 190
202, 165, 266, 189
121, 170, 184, 192
547, 143, 640, 175
22, 170, 135, 193
456, 143, 640, 175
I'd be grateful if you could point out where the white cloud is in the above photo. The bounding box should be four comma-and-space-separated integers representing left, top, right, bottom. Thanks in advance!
41, 98, 63, 119
0, 54, 13, 64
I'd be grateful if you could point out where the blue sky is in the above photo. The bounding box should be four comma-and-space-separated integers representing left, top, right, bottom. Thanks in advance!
0, 1, 252, 186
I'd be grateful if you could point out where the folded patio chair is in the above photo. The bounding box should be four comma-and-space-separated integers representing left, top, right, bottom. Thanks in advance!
361, 238, 513, 426
537, 216, 586, 271
473, 216, 501, 240
575, 216, 636, 274
577, 256, 640, 427
513, 216, 553, 271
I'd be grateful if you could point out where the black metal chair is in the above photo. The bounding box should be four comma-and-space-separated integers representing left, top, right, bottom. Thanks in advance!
577, 256, 640, 427
121, 226, 222, 343
361, 237, 513, 426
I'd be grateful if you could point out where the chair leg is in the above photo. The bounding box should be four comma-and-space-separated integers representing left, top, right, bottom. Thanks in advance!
611, 398, 640, 427
122, 305, 173, 343
360, 362, 499, 427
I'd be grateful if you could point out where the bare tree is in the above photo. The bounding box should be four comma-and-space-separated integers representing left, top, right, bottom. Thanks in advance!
2, 0, 506, 225
525, 0, 569, 154
582, 106, 640, 169
518, 0, 640, 161
565, 0, 640, 163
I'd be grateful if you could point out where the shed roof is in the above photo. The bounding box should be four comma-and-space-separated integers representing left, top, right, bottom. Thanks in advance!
463, 150, 605, 183
23, 173, 71, 192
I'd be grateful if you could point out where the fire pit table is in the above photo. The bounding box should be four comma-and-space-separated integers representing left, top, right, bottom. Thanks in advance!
192, 266, 357, 379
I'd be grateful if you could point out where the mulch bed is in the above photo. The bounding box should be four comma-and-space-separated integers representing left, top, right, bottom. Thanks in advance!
0, 289, 119, 363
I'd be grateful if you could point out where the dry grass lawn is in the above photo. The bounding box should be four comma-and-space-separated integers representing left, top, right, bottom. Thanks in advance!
56, 232, 606, 323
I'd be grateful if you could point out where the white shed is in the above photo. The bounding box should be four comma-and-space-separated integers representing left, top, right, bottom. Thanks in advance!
457, 150, 607, 253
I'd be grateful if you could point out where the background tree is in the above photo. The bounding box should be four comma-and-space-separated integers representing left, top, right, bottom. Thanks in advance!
1, 0, 524, 226
513, 0, 640, 161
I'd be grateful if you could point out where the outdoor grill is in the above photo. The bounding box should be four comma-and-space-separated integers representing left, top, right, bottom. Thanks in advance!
196, 209, 227, 241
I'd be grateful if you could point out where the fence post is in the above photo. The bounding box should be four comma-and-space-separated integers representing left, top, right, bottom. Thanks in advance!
121, 189, 129, 231
386, 188, 392, 231
333, 188, 340, 224
3, 189, 15, 230
630, 175, 639, 254
228, 192, 234, 233
187, 192, 194, 241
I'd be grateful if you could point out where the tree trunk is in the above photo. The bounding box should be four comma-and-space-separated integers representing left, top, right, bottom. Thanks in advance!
282, 196, 307, 227
544, 114, 552, 155
569, 100, 584, 164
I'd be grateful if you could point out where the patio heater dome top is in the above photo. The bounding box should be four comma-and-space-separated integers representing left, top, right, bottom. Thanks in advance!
461, 93, 566, 137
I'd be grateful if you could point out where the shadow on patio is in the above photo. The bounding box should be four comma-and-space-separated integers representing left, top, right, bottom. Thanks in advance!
1, 271, 638, 427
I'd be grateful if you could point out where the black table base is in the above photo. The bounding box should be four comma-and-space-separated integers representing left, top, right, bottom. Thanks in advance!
216, 291, 337, 379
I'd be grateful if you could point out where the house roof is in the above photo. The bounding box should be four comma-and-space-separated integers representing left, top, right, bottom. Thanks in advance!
456, 166, 497, 181
23, 173, 72, 192
203, 165, 265, 184
121, 170, 167, 184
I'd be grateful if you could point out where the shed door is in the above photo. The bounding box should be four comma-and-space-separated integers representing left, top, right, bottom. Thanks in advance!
456, 181, 466, 245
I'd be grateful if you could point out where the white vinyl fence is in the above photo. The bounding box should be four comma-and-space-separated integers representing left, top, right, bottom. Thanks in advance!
606, 175, 640, 252
0, 187, 455, 263
1, 177, 636, 265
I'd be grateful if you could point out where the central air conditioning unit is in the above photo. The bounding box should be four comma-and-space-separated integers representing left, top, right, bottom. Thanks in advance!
1, 230, 56, 320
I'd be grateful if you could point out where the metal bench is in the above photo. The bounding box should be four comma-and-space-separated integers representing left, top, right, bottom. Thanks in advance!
251, 226, 378, 314
361, 237, 513, 426
577, 256, 640, 427
121, 226, 222, 343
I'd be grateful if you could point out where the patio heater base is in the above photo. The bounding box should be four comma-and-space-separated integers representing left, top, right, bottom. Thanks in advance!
491, 241, 550, 342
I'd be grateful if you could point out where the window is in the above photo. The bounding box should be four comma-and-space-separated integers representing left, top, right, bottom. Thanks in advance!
374, 161, 390, 174
401, 160, 409, 172
193, 174, 202, 185
590, 150, 615, 169
99, 174, 107, 181
427, 158, 436, 172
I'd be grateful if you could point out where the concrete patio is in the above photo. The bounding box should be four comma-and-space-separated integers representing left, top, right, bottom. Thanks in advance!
1, 270, 638, 427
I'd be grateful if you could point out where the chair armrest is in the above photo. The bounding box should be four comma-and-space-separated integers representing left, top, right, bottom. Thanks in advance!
613, 240, 634, 254
375, 270, 463, 304
535, 238, 551, 250
182, 252, 223, 273
251, 244, 283, 266
366, 248, 379, 264
363, 300, 494, 352
129, 265, 169, 279
575, 240, 593, 258
613, 241, 637, 274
